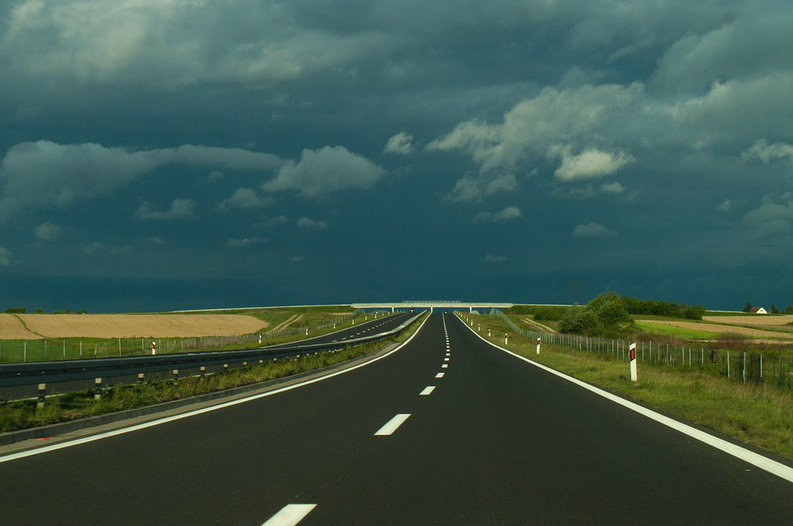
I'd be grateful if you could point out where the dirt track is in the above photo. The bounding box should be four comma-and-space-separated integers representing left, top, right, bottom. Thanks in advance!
0, 314, 268, 339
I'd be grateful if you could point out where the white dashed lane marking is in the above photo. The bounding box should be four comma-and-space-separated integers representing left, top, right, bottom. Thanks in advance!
419, 386, 436, 396
261, 504, 317, 526
435, 372, 445, 379
374, 413, 412, 436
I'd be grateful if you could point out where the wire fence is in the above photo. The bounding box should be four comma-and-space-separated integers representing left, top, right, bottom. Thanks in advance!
490, 311, 793, 391
0, 311, 360, 364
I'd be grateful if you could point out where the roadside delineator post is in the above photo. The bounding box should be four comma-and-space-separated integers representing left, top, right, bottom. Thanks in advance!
151, 341, 156, 355
630, 342, 638, 383
137, 372, 145, 384
536, 337, 541, 355
504, 333, 509, 345
258, 334, 262, 345
94, 378, 103, 400
487, 328, 491, 337
37, 383, 46, 408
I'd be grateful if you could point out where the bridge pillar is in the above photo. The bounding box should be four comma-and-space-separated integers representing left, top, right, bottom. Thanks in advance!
469, 306, 473, 313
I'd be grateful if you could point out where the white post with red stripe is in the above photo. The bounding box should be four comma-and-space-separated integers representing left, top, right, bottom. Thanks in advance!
151, 340, 157, 355
629, 342, 638, 382
536, 337, 541, 355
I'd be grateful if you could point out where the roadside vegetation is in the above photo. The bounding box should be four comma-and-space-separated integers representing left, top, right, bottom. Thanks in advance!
463, 310, 793, 461
0, 312, 426, 432
0, 306, 375, 363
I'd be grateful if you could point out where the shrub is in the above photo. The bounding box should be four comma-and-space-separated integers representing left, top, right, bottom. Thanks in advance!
4, 307, 25, 314
533, 306, 566, 321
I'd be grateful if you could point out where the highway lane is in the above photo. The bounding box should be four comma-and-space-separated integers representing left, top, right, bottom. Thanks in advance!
1, 313, 791, 525
0, 312, 412, 400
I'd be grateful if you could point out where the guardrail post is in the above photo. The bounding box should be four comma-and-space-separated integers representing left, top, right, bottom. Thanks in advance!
38, 383, 46, 408
94, 378, 102, 400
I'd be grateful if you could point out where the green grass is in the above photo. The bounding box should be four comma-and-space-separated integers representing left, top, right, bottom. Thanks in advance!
0, 312, 426, 432
464, 313, 793, 461
634, 321, 722, 340
0, 307, 372, 363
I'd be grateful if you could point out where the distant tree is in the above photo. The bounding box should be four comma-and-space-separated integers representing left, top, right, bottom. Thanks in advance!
742, 302, 753, 312
770, 304, 780, 314
34, 308, 43, 313
786, 305, 793, 314
5, 307, 25, 313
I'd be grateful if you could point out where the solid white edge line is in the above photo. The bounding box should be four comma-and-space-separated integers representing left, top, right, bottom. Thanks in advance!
374, 413, 411, 435
0, 314, 432, 464
419, 386, 436, 396
456, 314, 793, 484
262, 504, 317, 526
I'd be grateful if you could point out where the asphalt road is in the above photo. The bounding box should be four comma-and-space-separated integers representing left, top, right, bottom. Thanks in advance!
0, 312, 413, 400
1, 313, 791, 525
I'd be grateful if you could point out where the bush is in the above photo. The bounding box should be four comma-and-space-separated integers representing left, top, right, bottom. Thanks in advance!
4, 307, 25, 314
559, 293, 634, 336
559, 305, 600, 334
533, 306, 566, 321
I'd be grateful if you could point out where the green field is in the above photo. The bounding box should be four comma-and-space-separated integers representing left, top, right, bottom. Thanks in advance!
634, 321, 722, 340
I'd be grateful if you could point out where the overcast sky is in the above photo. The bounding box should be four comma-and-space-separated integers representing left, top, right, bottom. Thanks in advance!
1, 0, 791, 312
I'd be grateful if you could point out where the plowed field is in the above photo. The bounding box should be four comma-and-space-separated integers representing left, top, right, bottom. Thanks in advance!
0, 314, 268, 339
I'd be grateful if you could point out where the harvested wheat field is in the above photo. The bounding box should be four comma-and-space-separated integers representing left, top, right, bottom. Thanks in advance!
703, 315, 793, 328
0, 314, 268, 339
0, 315, 38, 339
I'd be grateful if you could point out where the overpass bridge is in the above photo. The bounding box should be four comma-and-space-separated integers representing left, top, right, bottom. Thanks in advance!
350, 300, 513, 313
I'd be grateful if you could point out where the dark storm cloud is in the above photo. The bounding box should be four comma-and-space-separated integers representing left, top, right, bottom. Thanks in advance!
0, 0, 790, 310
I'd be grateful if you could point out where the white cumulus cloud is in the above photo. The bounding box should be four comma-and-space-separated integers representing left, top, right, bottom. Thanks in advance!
383, 132, 414, 154
225, 237, 268, 248
33, 222, 62, 241
135, 198, 197, 221
0, 140, 282, 221
549, 145, 634, 181
0, 246, 13, 266
474, 206, 522, 223
218, 188, 271, 210
296, 217, 329, 231
742, 139, 793, 164
572, 222, 617, 239
262, 146, 385, 199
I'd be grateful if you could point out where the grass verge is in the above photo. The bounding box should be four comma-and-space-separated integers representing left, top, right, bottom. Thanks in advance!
0, 312, 426, 433
463, 313, 793, 462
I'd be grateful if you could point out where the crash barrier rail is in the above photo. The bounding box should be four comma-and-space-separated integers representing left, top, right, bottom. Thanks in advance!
0, 311, 367, 364
0, 312, 423, 387
476, 311, 793, 391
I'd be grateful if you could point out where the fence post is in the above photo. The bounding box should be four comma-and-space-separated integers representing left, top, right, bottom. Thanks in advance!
727, 351, 730, 378
742, 352, 746, 383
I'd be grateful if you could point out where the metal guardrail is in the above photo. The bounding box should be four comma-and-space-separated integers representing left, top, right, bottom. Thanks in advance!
0, 312, 424, 385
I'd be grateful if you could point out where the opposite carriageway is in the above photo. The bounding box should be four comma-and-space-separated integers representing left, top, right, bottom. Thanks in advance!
0, 312, 419, 400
